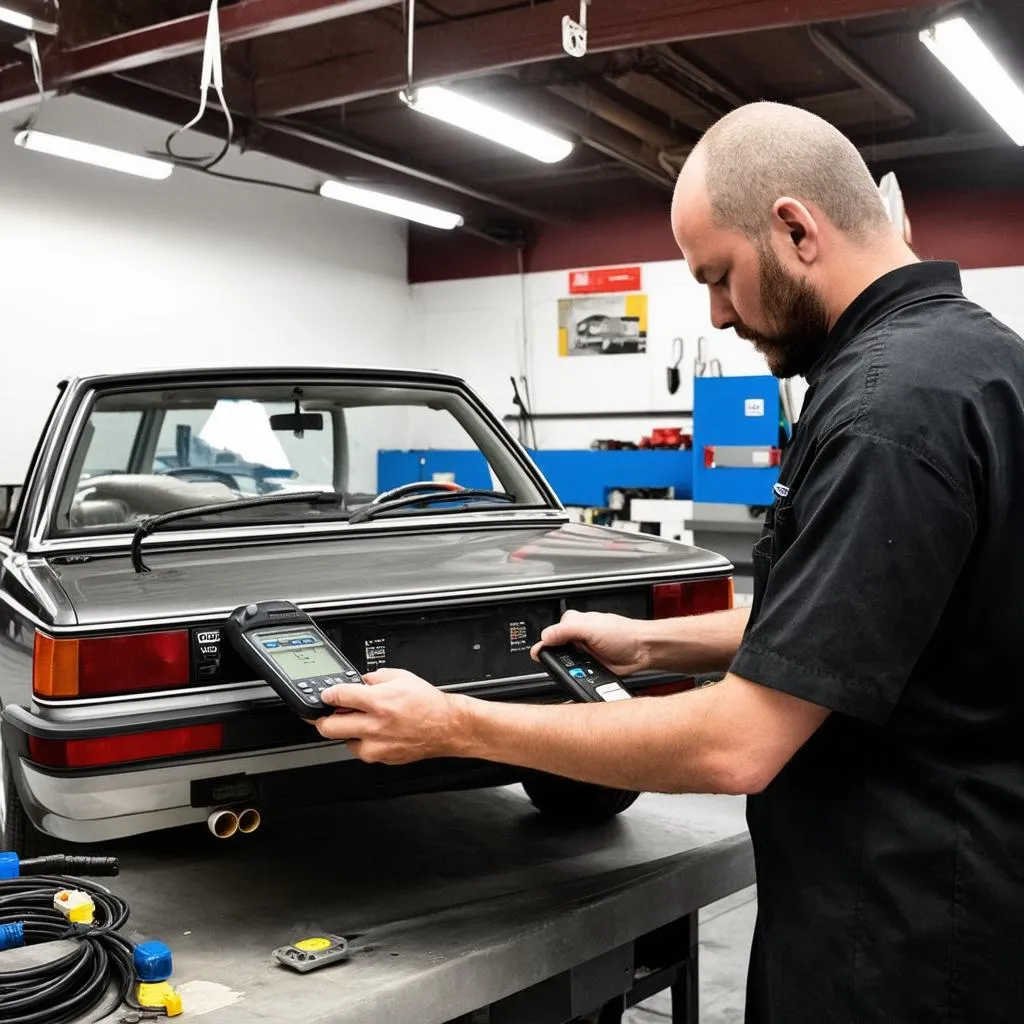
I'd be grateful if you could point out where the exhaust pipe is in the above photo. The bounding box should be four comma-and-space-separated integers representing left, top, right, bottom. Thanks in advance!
207, 808, 239, 839
237, 808, 261, 835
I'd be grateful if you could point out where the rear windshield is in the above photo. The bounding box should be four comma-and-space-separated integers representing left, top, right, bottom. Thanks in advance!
49, 381, 547, 535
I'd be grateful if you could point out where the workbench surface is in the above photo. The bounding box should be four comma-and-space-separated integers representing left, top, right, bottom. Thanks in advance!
85, 787, 752, 1023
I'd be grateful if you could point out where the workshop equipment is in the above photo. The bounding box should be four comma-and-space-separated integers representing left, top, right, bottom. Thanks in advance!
667, 337, 684, 394
378, 448, 693, 510
687, 375, 783, 573
0, 853, 182, 1021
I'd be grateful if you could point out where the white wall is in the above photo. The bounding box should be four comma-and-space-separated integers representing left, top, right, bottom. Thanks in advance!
412, 259, 1024, 450
411, 259, 792, 451
0, 96, 412, 482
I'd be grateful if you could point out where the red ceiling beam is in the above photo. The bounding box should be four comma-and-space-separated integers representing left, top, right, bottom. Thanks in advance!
257, 0, 947, 117
0, 0, 400, 112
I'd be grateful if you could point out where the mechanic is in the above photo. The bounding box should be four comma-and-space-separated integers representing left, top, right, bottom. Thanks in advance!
316, 102, 1024, 1022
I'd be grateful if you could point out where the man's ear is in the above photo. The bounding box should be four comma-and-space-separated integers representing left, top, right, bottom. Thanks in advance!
772, 197, 819, 265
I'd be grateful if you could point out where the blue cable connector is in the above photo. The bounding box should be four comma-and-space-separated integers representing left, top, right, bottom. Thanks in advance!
0, 921, 25, 951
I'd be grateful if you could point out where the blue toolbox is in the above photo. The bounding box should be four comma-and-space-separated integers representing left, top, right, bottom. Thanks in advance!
691, 376, 782, 507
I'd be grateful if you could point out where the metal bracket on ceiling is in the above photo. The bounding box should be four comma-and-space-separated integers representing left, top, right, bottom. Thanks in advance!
562, 0, 590, 58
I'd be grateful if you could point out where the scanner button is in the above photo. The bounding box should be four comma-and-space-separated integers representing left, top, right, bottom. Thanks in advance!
245, 603, 259, 618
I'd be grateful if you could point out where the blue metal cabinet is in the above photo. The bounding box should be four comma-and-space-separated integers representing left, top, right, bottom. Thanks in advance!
691, 376, 780, 506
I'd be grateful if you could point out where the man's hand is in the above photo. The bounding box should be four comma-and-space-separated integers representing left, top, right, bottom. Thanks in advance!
530, 610, 651, 676
315, 670, 464, 764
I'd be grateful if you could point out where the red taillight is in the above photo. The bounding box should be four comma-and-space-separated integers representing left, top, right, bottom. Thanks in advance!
652, 578, 733, 619
29, 724, 223, 769
34, 630, 190, 699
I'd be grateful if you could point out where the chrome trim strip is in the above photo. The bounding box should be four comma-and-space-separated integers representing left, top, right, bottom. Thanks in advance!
34, 682, 276, 717
28, 560, 732, 636
22, 379, 85, 551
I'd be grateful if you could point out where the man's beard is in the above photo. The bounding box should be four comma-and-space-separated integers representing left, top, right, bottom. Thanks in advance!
734, 244, 831, 378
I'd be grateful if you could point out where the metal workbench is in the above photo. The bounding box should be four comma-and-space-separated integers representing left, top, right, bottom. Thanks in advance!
17, 788, 754, 1024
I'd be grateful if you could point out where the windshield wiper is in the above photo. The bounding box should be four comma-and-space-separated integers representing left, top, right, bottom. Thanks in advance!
131, 491, 344, 574
348, 489, 516, 526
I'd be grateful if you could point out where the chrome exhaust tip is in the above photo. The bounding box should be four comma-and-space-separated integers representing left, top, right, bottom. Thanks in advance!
207, 808, 239, 839
237, 807, 261, 835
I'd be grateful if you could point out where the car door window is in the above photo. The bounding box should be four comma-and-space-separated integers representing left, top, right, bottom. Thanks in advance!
81, 412, 143, 479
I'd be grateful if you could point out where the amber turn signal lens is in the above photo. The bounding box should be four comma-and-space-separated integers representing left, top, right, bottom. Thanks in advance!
33, 633, 80, 697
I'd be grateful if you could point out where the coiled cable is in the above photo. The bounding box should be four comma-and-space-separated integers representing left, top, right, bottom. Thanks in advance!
0, 871, 160, 1024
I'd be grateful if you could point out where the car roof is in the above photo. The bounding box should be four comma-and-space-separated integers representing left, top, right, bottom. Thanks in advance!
63, 366, 470, 390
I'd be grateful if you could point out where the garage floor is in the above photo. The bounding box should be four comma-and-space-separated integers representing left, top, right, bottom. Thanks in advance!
625, 795, 755, 1024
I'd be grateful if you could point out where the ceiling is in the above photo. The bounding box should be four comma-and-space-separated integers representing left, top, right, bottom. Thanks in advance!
0, 0, 1021, 246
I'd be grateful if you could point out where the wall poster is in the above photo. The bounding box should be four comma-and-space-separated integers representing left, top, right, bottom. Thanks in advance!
558, 293, 649, 357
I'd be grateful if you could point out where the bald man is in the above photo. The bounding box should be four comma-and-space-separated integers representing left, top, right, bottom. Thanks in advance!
316, 103, 1024, 1021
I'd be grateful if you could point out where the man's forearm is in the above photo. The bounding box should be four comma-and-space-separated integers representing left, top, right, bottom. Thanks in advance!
640, 607, 750, 675
451, 686, 742, 794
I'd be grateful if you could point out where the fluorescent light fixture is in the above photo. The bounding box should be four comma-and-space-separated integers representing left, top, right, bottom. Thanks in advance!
318, 179, 463, 230
403, 85, 574, 164
0, 5, 34, 31
0, 4, 57, 34
919, 17, 1024, 146
13, 130, 174, 180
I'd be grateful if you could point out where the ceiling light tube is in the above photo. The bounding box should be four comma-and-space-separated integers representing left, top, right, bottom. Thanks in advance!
403, 85, 574, 164
919, 17, 1024, 146
13, 130, 174, 179
318, 179, 464, 229
0, 4, 56, 34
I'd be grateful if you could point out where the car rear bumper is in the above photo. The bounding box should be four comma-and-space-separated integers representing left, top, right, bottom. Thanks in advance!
1, 698, 524, 843
14, 742, 355, 842
2, 670, 691, 843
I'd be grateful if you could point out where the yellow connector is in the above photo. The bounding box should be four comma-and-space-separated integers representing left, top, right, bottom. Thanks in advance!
53, 890, 95, 925
137, 981, 183, 1016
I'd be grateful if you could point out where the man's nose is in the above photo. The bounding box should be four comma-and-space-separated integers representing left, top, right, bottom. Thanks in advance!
709, 292, 737, 331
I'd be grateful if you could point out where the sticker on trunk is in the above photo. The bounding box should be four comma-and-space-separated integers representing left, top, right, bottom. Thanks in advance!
364, 639, 388, 671
509, 621, 529, 652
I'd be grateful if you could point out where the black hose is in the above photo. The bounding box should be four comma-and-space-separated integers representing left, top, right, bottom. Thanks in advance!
0, 873, 159, 1024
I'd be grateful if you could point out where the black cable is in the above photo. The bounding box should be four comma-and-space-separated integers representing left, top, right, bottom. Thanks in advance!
174, 160, 316, 197
0, 873, 162, 1024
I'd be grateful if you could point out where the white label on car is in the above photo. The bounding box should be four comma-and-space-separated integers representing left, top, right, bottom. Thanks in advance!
509, 621, 529, 652
745, 398, 765, 417
365, 639, 388, 671
752, 450, 771, 466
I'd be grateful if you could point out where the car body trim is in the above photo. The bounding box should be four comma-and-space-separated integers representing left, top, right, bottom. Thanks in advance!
14, 560, 731, 637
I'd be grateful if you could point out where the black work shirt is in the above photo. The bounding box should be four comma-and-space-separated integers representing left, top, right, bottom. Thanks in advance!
732, 261, 1024, 1023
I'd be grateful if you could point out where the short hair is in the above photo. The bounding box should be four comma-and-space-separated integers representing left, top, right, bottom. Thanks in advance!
691, 101, 892, 244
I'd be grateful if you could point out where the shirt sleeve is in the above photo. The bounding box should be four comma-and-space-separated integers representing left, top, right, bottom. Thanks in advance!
730, 425, 977, 724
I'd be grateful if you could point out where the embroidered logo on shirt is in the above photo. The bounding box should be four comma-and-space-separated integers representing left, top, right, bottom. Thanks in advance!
773, 482, 790, 499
